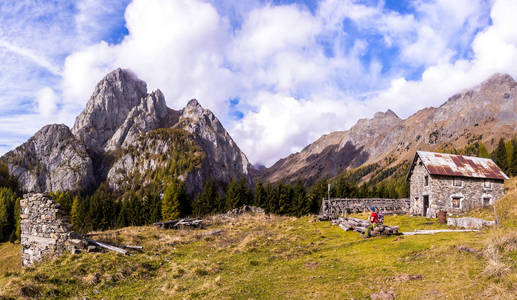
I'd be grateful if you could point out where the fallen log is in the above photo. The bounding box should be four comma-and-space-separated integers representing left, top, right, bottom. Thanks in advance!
87, 239, 128, 255
335, 217, 400, 236
121, 245, 143, 251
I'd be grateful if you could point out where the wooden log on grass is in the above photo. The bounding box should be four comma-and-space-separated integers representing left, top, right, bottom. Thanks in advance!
335, 217, 400, 236
87, 239, 128, 255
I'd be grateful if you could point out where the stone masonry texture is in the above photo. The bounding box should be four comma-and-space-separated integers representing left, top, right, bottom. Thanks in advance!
409, 156, 505, 217
20, 193, 86, 267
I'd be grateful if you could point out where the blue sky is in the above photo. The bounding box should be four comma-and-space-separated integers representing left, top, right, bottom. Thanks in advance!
1, 0, 517, 166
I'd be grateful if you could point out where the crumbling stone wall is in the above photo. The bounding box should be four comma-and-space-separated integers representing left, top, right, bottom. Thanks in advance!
320, 198, 410, 218
20, 193, 86, 266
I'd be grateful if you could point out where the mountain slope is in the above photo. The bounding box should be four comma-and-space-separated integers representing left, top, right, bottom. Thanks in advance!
256, 73, 517, 185
1, 124, 95, 192
1, 69, 250, 194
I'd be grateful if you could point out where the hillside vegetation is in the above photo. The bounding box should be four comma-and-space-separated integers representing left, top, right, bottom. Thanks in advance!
1, 179, 517, 299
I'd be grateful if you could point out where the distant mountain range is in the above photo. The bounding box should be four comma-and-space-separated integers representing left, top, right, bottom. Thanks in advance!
2, 70, 517, 194
254, 73, 517, 185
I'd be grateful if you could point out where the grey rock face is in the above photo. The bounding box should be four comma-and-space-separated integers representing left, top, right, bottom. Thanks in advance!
3, 69, 250, 195
105, 89, 178, 151
2, 124, 95, 193
178, 99, 250, 178
106, 99, 251, 194
72, 68, 148, 153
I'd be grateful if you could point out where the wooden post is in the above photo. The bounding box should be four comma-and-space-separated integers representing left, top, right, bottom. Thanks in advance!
493, 200, 499, 226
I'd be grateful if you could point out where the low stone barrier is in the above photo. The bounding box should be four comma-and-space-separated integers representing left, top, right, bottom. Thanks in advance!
447, 217, 495, 229
20, 193, 86, 267
320, 198, 410, 218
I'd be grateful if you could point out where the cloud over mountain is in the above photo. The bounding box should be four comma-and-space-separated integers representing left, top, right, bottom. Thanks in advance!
1, 0, 517, 166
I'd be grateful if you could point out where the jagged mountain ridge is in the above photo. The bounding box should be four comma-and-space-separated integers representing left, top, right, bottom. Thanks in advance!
2, 68, 250, 194
255, 73, 517, 185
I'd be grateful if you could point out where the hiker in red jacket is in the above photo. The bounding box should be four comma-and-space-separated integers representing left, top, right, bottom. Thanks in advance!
363, 206, 378, 239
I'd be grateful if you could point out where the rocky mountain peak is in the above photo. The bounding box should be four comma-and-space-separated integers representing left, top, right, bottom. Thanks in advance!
181, 98, 208, 121
1, 124, 94, 193
481, 73, 516, 87
374, 109, 399, 120
72, 68, 148, 153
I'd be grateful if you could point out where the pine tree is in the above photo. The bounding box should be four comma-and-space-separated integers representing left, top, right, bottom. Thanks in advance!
0, 162, 17, 191
478, 142, 490, 158
116, 200, 129, 228
13, 198, 20, 241
292, 180, 309, 217
493, 138, 508, 173
0, 188, 17, 242
506, 140, 514, 167
193, 180, 217, 216
161, 180, 184, 221
309, 179, 328, 214
511, 139, 517, 176
253, 181, 266, 208
277, 183, 293, 214
238, 177, 252, 206
265, 182, 277, 214
70, 196, 88, 233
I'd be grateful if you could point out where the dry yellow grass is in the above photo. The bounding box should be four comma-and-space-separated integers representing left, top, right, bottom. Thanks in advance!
1, 180, 517, 299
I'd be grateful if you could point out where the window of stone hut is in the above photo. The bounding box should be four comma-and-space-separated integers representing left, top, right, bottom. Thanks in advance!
452, 197, 461, 208
483, 179, 492, 189
424, 175, 429, 186
453, 177, 462, 187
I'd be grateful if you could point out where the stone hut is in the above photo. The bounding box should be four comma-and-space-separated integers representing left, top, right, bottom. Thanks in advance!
407, 151, 508, 217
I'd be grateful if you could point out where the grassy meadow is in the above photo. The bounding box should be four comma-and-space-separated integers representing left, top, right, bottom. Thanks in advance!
1, 180, 517, 299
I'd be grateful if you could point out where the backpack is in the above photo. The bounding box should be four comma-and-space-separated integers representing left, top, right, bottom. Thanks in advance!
377, 211, 384, 225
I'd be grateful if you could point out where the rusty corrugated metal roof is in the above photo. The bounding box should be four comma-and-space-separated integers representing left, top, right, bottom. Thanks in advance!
416, 151, 509, 180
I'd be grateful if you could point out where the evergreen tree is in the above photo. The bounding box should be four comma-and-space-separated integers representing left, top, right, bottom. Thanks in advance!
292, 180, 309, 217
50, 191, 73, 216
225, 178, 251, 210
506, 140, 514, 168
161, 180, 187, 220
238, 177, 252, 206
493, 138, 509, 173
478, 142, 490, 158
0, 162, 17, 191
511, 139, 517, 176
13, 198, 20, 241
0, 188, 17, 242
193, 180, 217, 216
253, 181, 266, 208
309, 179, 328, 214
116, 200, 129, 228
277, 183, 293, 214
265, 182, 277, 213
225, 179, 239, 210
70, 196, 88, 233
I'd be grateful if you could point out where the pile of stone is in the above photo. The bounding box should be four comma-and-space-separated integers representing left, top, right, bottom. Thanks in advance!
332, 217, 401, 236
153, 218, 203, 229
20, 193, 88, 266
223, 205, 265, 217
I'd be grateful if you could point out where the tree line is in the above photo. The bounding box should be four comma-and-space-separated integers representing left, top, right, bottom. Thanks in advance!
0, 138, 514, 240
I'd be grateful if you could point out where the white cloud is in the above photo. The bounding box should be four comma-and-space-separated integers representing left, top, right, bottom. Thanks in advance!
0, 40, 61, 76
62, 0, 236, 118
3, 0, 517, 171
36, 87, 59, 117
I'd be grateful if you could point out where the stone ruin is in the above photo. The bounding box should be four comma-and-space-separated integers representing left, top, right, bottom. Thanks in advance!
320, 198, 410, 218
20, 193, 87, 267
